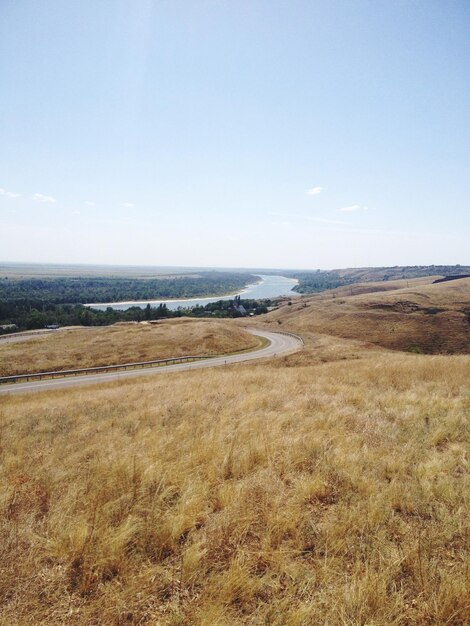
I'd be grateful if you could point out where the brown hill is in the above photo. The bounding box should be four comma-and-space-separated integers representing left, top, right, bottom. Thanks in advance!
0, 319, 259, 376
1, 275, 469, 624
264, 277, 470, 354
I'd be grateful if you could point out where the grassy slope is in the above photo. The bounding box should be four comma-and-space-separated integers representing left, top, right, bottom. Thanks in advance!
0, 319, 259, 376
328, 265, 470, 282
269, 277, 470, 354
0, 277, 469, 625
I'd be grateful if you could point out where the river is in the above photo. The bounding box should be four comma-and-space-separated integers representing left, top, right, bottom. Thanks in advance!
88, 274, 298, 311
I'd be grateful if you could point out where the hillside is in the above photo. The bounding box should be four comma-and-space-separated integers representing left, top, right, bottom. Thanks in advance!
291, 265, 470, 294
0, 319, 259, 377
265, 276, 470, 355
0, 277, 469, 624
333, 265, 470, 282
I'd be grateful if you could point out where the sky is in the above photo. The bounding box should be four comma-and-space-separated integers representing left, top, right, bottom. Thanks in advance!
1, 0, 469, 270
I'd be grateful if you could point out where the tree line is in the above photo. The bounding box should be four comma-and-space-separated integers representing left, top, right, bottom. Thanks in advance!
0, 272, 256, 304
0, 298, 272, 332
285, 265, 470, 294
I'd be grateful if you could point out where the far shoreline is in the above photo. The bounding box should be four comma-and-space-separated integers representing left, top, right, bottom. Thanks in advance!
85, 276, 265, 308
86, 275, 299, 310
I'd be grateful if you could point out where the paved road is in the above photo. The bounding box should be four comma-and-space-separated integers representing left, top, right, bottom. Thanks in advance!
0, 329, 302, 396
0, 328, 59, 346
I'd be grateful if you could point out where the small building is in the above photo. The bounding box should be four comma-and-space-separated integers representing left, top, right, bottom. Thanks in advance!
234, 304, 247, 316
232, 294, 248, 316
0, 323, 18, 334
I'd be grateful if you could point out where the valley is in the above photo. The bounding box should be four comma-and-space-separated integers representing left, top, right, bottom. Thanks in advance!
1, 274, 469, 624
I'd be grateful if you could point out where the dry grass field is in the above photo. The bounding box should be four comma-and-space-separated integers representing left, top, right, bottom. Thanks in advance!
0, 319, 259, 376
267, 277, 470, 355
0, 278, 469, 625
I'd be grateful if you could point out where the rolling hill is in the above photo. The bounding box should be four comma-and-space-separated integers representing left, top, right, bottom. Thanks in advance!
265, 276, 470, 355
0, 274, 469, 625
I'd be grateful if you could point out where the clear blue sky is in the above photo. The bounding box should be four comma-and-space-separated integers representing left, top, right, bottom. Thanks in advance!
1, 0, 469, 269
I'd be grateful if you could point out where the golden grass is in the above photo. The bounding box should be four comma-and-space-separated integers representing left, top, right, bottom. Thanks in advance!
1, 280, 469, 623
313, 275, 439, 298
265, 277, 470, 354
0, 319, 259, 376
1, 343, 469, 624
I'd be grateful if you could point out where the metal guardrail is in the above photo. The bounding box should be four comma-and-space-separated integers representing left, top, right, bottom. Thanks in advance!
275, 330, 305, 345
0, 354, 216, 385
0, 329, 304, 385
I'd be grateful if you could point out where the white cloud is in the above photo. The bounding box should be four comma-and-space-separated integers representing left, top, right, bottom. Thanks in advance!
307, 186, 323, 196
33, 193, 57, 204
121, 202, 134, 208
339, 204, 361, 212
71, 210, 81, 216
84, 201, 96, 207
0, 187, 20, 198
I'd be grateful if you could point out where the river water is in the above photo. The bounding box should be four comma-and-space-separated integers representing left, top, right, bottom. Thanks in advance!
88, 274, 298, 311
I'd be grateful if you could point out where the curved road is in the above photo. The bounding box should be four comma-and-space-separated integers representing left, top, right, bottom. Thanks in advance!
0, 329, 302, 396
